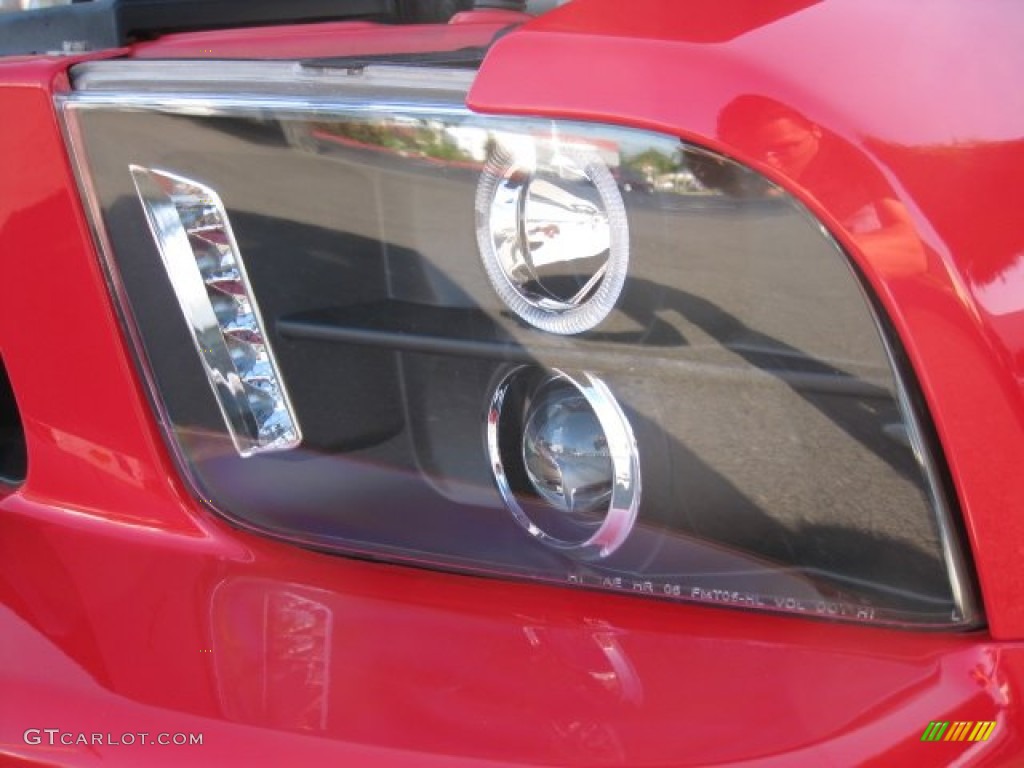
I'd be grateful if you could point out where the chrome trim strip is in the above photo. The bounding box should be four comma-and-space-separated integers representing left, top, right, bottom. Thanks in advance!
72, 60, 475, 95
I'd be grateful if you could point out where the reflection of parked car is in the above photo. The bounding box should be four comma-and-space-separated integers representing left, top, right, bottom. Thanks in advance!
614, 168, 655, 195
3, 1, 1024, 766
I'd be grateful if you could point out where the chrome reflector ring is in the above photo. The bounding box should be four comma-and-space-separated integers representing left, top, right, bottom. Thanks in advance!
475, 144, 629, 335
487, 367, 641, 559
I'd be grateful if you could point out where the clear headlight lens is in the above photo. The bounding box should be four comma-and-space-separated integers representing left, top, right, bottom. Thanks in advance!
61, 60, 976, 627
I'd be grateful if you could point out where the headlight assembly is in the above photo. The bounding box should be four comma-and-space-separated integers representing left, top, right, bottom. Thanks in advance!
61, 60, 976, 627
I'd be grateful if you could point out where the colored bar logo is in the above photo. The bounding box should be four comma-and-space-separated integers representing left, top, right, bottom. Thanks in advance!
921, 721, 996, 742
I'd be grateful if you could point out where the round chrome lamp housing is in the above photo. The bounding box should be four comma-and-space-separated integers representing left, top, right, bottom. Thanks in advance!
475, 144, 630, 335
487, 368, 641, 559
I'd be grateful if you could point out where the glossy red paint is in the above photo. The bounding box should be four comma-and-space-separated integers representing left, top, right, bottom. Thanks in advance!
3, 492, 1024, 767
0, 58, 199, 534
2, 3, 1023, 766
469, 0, 1024, 640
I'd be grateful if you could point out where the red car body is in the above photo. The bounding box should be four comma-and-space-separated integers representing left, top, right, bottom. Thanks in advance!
2, 1, 1024, 765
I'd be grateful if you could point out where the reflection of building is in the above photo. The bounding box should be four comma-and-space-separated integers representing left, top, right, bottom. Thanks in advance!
448, 125, 621, 171
656, 169, 704, 193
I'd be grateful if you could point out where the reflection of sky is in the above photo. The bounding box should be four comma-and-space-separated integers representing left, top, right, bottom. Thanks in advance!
974, 252, 1024, 317
738, 1, 1024, 145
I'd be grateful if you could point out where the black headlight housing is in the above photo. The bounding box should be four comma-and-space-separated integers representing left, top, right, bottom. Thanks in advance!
61, 59, 976, 627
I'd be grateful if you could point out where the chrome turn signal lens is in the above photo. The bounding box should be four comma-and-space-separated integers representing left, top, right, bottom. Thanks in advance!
130, 166, 300, 456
